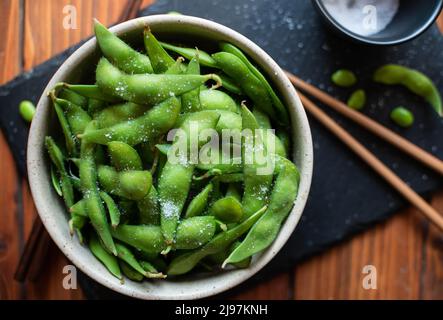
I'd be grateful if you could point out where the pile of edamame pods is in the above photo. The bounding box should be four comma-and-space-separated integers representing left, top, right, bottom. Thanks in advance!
45, 20, 300, 281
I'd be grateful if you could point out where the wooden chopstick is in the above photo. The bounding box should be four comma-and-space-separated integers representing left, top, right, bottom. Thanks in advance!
297, 91, 443, 231
285, 71, 443, 176
15, 0, 144, 283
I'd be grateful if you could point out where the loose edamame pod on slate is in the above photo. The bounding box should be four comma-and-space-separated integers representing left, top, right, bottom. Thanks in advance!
220, 42, 289, 121
80, 122, 117, 255
181, 52, 202, 113
390, 106, 415, 128
224, 156, 300, 265
93, 102, 147, 129
96, 58, 221, 106
184, 183, 213, 218
347, 89, 366, 110
167, 205, 267, 276
175, 216, 217, 250
94, 19, 153, 74
79, 96, 180, 146
108, 141, 143, 171
210, 196, 243, 223
374, 64, 442, 116
111, 224, 167, 254
97, 165, 152, 200
331, 69, 357, 87
160, 41, 218, 68
19, 100, 36, 123
212, 52, 275, 120
143, 26, 176, 73
89, 232, 122, 280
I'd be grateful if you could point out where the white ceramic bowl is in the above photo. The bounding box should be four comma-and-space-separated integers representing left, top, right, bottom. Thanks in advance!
27, 15, 313, 300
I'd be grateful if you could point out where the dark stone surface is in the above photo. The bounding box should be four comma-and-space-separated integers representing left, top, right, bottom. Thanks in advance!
1, 0, 442, 298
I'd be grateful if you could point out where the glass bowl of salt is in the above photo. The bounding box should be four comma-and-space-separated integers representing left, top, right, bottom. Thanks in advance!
313, 0, 443, 45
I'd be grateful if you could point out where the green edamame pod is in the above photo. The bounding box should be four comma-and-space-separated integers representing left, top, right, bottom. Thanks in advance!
62, 83, 120, 103
214, 110, 242, 133
175, 216, 217, 250
224, 156, 300, 265
252, 108, 271, 129
50, 165, 62, 196
80, 121, 116, 255
158, 111, 220, 246
97, 165, 152, 200
185, 183, 213, 218
199, 90, 238, 113
58, 88, 88, 108
143, 26, 176, 73
139, 260, 160, 274
390, 106, 414, 128
93, 102, 147, 128
96, 58, 220, 106
217, 173, 244, 183
347, 89, 366, 110
212, 52, 276, 122
89, 232, 122, 280
164, 56, 186, 74
210, 196, 243, 223
160, 41, 218, 68
108, 141, 143, 171
115, 242, 166, 279
51, 94, 92, 135
241, 104, 273, 219
45, 136, 74, 209
94, 19, 153, 74
137, 186, 160, 225
220, 42, 288, 121
331, 69, 357, 87
218, 73, 243, 95
88, 98, 107, 114
19, 100, 36, 123
120, 261, 144, 282
52, 97, 76, 156
80, 97, 181, 146
100, 191, 121, 228
226, 183, 241, 201
111, 225, 167, 254
181, 52, 202, 113
69, 199, 87, 217
167, 205, 267, 276
374, 64, 442, 116
276, 130, 291, 156
252, 108, 286, 157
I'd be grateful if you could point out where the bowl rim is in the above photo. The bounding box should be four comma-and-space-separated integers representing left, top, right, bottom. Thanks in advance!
27, 14, 313, 300
313, 0, 443, 46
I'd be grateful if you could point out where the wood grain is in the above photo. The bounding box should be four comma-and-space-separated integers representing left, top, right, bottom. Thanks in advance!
0, 1, 441, 300
0, 0, 23, 300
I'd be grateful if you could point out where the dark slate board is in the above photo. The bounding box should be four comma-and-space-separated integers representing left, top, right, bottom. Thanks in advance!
1, 0, 442, 299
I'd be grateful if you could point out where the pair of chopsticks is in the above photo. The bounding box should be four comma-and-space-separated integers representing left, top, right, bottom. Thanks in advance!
284, 71, 443, 231
14, 0, 144, 283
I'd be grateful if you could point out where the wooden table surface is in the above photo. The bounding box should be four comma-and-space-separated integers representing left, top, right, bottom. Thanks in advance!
1, 0, 443, 300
